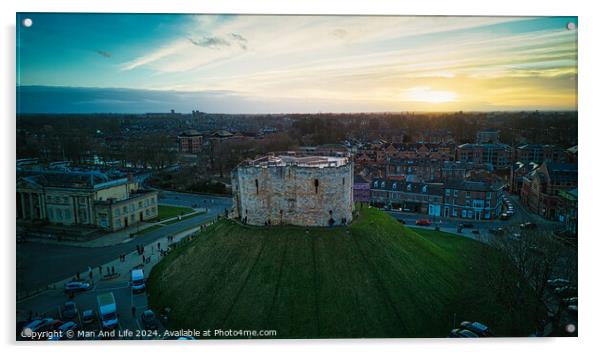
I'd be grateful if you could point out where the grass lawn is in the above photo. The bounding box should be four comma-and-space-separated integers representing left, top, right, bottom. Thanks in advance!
155, 205, 195, 221
147, 207, 545, 339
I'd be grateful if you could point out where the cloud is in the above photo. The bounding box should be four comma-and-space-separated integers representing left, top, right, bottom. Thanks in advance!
188, 36, 231, 49
230, 32, 248, 50
331, 28, 347, 39
96, 50, 112, 58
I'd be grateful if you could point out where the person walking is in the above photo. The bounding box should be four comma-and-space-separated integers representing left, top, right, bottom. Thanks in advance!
111, 266, 115, 275
131, 306, 136, 317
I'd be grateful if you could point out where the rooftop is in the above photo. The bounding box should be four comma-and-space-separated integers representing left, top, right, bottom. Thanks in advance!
244, 154, 350, 168
19, 169, 128, 190
179, 129, 202, 137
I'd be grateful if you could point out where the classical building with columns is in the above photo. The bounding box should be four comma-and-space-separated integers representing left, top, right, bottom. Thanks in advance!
17, 169, 158, 231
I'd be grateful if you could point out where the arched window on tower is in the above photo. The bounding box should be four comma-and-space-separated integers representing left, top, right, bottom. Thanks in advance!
314, 179, 319, 193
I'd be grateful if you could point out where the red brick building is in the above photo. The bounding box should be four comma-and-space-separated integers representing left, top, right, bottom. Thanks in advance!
514, 144, 566, 164
178, 129, 203, 154
520, 162, 578, 219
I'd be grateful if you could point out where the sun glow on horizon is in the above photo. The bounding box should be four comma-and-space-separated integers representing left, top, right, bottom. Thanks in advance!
402, 86, 458, 104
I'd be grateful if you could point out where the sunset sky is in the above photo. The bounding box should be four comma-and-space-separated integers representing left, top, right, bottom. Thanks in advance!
16, 14, 578, 113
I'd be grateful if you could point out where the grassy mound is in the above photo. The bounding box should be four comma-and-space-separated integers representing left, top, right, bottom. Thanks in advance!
148, 207, 544, 338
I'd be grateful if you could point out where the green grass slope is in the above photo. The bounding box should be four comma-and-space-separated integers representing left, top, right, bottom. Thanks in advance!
148, 207, 544, 338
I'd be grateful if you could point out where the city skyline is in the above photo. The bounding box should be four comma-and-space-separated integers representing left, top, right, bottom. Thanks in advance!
17, 14, 577, 113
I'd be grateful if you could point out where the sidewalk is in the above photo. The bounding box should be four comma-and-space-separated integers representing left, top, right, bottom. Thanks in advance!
24, 209, 207, 248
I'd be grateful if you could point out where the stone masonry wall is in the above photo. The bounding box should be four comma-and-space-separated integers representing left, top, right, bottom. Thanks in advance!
232, 161, 354, 226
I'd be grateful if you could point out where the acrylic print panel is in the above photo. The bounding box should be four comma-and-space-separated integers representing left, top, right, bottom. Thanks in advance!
16, 13, 578, 340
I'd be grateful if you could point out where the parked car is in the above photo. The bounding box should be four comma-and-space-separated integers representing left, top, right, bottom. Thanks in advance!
510, 233, 522, 241
81, 309, 96, 324
506, 210, 515, 216
415, 219, 432, 226
500, 213, 509, 220
554, 286, 577, 297
402, 208, 412, 212
520, 222, 537, 230
141, 310, 159, 330
472, 230, 480, 235
489, 227, 505, 235
48, 322, 79, 341
461, 223, 474, 228
62, 301, 78, 320
397, 218, 406, 224
562, 297, 578, 306
448, 328, 479, 338
460, 321, 493, 337
547, 278, 571, 288
64, 281, 91, 294
22, 318, 60, 333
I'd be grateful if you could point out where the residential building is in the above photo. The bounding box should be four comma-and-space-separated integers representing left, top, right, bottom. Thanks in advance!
456, 143, 512, 169
370, 178, 503, 220
514, 144, 566, 164
384, 158, 443, 182
476, 129, 501, 144
353, 175, 371, 204
509, 161, 539, 194
177, 129, 203, 154
370, 179, 444, 215
441, 181, 504, 220
520, 162, 578, 219
558, 188, 577, 235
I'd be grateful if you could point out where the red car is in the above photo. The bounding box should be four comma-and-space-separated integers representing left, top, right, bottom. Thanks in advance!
415, 219, 432, 226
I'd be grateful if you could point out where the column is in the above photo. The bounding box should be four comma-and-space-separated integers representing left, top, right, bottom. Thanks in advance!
29, 193, 35, 220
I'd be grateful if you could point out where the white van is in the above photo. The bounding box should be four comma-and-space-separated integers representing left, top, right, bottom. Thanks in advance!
131, 269, 145, 293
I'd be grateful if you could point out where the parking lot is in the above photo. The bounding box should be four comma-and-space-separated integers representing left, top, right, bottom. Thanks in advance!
16, 271, 165, 340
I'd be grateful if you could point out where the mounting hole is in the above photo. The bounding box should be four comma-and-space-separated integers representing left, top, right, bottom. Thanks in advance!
22, 18, 33, 28
565, 323, 576, 333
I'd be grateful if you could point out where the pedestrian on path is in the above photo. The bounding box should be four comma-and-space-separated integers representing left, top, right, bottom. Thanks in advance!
89, 270, 93, 280
76, 271, 80, 280
132, 306, 136, 317
98, 265, 102, 275
111, 266, 115, 275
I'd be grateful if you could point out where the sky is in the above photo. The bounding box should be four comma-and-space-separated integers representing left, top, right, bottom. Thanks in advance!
16, 14, 578, 113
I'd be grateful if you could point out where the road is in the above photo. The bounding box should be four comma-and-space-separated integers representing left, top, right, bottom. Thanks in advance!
17, 191, 232, 294
386, 191, 564, 241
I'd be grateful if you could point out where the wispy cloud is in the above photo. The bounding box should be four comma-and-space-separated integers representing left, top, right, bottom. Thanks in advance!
96, 50, 112, 58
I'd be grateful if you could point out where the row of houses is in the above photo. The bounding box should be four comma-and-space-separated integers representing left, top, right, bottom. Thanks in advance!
354, 176, 504, 221
355, 139, 573, 174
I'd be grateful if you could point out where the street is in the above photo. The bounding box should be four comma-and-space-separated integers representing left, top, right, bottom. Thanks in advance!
17, 191, 232, 294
